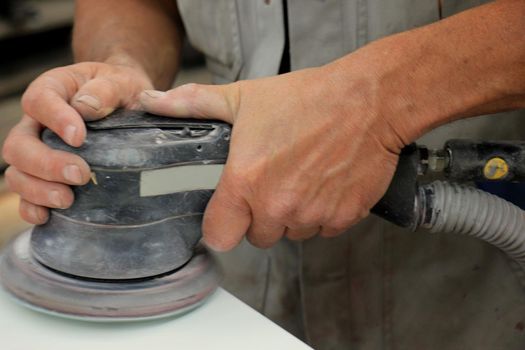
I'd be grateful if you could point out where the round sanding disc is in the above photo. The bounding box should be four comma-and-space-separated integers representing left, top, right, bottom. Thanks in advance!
0, 230, 220, 321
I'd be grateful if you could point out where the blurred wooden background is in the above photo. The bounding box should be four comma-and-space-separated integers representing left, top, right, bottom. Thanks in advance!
0, 180, 30, 247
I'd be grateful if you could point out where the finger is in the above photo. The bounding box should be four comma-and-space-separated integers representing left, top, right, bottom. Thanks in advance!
319, 204, 370, 238
71, 77, 121, 121
202, 173, 251, 252
139, 83, 239, 124
246, 214, 286, 249
19, 198, 49, 225
284, 226, 320, 241
2, 116, 91, 185
22, 72, 86, 147
5, 167, 74, 209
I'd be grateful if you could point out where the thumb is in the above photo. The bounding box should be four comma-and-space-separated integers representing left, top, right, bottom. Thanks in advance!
71, 77, 126, 121
202, 168, 252, 251
71, 77, 148, 120
138, 83, 239, 124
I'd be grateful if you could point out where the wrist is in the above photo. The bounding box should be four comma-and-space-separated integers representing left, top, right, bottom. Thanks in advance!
103, 47, 178, 90
76, 48, 173, 90
104, 53, 152, 80
323, 37, 435, 153
356, 34, 445, 144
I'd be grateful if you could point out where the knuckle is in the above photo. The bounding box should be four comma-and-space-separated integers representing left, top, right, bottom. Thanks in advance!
285, 228, 308, 241
98, 77, 120, 96
351, 191, 372, 216
36, 155, 65, 182
356, 207, 370, 221
226, 165, 247, 184
265, 195, 298, 222
177, 83, 199, 101
18, 201, 36, 224
246, 233, 271, 249
63, 190, 74, 207
345, 200, 371, 224
323, 193, 370, 232
3, 167, 16, 190
326, 216, 352, 233
25, 187, 40, 203
49, 152, 71, 177
18, 207, 32, 223
36, 154, 53, 178
179, 83, 204, 114
1, 136, 16, 164
21, 87, 41, 114
43, 66, 76, 87
34, 205, 49, 224
325, 206, 369, 234
294, 206, 323, 227
225, 165, 255, 194
182, 83, 200, 97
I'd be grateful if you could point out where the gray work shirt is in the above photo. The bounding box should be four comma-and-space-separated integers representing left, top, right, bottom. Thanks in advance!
177, 1, 525, 349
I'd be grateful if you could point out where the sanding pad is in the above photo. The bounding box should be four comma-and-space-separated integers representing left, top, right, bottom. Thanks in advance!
0, 230, 220, 321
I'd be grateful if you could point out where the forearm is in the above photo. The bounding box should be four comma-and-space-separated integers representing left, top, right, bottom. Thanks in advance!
73, 0, 183, 89
330, 0, 525, 147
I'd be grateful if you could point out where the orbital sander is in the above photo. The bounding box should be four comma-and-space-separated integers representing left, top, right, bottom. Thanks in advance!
0, 110, 229, 320
1, 109, 525, 321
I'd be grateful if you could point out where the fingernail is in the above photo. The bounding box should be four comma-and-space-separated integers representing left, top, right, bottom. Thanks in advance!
203, 239, 225, 252
27, 204, 37, 220
64, 125, 77, 145
63, 165, 83, 184
142, 90, 165, 98
36, 207, 49, 223
76, 95, 101, 111
49, 190, 63, 208
29, 204, 47, 223
100, 106, 115, 116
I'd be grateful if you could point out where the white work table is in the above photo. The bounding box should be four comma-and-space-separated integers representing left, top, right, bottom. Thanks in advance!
0, 287, 312, 350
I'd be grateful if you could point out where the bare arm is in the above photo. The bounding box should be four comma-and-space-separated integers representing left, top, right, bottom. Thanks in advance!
328, 0, 525, 149
74, 0, 183, 89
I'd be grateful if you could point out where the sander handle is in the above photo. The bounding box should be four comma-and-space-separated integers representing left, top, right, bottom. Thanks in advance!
370, 144, 421, 229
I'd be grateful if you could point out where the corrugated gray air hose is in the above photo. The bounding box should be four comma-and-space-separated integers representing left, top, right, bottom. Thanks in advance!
420, 181, 525, 269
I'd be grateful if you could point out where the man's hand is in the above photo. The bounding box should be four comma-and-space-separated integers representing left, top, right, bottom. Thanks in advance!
139, 0, 525, 251
2, 62, 153, 224
139, 63, 404, 251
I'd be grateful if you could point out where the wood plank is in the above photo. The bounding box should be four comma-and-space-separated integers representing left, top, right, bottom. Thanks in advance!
0, 178, 31, 248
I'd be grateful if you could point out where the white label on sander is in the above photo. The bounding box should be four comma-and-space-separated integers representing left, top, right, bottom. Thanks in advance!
140, 164, 224, 197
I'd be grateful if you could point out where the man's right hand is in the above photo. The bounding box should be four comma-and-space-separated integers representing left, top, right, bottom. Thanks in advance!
2, 62, 153, 224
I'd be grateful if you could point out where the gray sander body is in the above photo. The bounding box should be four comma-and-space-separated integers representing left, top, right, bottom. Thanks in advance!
33, 110, 231, 280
